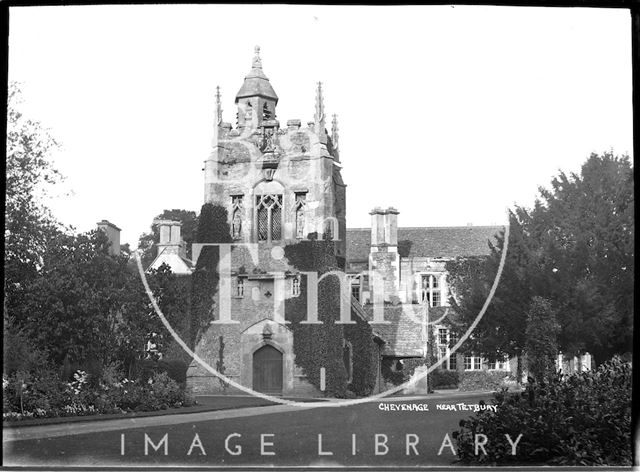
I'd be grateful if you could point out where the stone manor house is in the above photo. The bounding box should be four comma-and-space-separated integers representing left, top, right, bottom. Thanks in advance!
143, 47, 589, 396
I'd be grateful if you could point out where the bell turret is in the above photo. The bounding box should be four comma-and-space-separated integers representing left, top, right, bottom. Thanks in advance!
235, 46, 278, 129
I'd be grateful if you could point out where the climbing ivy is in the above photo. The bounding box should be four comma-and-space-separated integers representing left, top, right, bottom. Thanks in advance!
189, 203, 232, 347
284, 240, 377, 397
344, 315, 377, 396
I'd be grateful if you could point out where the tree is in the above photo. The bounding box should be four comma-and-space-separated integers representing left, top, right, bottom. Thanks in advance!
447, 152, 633, 369
525, 297, 560, 382
534, 152, 633, 362
446, 210, 534, 379
116, 263, 192, 377
5, 82, 63, 308
14, 230, 129, 367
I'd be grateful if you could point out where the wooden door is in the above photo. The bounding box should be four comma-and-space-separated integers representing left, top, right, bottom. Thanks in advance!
253, 345, 283, 395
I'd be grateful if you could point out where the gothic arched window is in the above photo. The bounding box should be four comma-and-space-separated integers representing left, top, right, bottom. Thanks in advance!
256, 194, 282, 242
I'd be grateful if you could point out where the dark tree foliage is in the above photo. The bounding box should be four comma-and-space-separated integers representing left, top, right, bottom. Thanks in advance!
138, 209, 198, 269
525, 297, 560, 382
11, 230, 129, 366
446, 212, 531, 378
190, 203, 232, 347
447, 152, 633, 367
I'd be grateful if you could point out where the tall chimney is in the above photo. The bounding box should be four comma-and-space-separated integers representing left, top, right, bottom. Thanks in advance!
155, 220, 185, 258
370, 207, 385, 246
369, 207, 400, 302
385, 207, 399, 246
96, 220, 121, 256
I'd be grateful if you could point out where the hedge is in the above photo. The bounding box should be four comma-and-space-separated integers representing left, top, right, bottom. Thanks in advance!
458, 370, 513, 391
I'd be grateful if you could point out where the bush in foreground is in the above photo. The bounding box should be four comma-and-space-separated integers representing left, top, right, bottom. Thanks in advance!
453, 357, 631, 466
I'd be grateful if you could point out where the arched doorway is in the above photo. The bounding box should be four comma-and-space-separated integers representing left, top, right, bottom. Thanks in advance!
253, 345, 283, 394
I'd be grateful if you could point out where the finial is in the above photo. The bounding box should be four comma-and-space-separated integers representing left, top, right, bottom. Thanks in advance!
252, 45, 262, 69
215, 86, 223, 125
331, 114, 339, 150
314, 81, 325, 125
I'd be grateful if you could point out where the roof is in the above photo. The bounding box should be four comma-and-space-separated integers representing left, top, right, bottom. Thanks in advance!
363, 304, 451, 357
235, 47, 278, 103
96, 220, 121, 231
148, 249, 194, 275
346, 226, 503, 261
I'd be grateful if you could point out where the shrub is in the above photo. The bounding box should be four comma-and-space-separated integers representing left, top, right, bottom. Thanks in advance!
458, 370, 511, 391
453, 357, 632, 466
3, 316, 50, 375
525, 297, 560, 382
431, 369, 459, 389
381, 358, 406, 386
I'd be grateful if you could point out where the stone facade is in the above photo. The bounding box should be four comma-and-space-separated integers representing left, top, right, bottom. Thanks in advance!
187, 47, 345, 396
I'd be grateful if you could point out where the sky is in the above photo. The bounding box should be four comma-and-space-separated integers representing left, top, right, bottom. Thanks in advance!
8, 5, 633, 247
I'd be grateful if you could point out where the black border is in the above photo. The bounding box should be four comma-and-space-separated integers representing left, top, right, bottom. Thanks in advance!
1, 1, 637, 470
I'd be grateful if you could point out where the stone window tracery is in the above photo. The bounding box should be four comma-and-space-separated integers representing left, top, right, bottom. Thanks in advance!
256, 194, 282, 242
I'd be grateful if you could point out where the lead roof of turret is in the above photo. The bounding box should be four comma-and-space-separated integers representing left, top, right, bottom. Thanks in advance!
235, 46, 279, 103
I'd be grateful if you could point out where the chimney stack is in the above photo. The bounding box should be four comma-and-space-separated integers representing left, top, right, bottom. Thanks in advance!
369, 207, 400, 302
155, 220, 185, 258
369, 207, 399, 247
97, 220, 121, 256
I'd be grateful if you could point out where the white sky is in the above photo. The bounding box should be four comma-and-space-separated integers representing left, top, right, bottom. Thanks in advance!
8, 5, 633, 247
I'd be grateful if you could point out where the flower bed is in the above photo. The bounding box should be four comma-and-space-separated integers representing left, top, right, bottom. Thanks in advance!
3, 368, 196, 422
